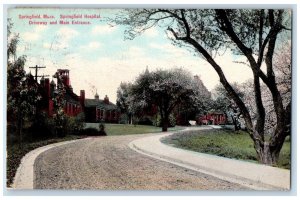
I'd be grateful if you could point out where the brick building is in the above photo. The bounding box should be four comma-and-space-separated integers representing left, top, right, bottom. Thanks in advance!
197, 112, 227, 125
38, 69, 119, 123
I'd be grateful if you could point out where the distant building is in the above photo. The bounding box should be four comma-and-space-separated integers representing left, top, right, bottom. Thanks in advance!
83, 92, 120, 123
197, 112, 227, 125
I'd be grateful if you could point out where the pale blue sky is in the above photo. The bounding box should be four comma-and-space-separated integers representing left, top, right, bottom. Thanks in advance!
8, 8, 254, 103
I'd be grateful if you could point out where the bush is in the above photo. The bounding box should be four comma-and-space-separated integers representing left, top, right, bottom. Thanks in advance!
66, 112, 85, 135
80, 128, 99, 136
98, 123, 107, 136
30, 112, 55, 139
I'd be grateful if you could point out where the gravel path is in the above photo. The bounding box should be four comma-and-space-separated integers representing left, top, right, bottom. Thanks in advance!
34, 134, 248, 190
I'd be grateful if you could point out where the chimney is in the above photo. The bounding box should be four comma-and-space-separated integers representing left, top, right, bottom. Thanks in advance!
40, 76, 45, 86
45, 78, 50, 98
80, 90, 85, 106
104, 95, 109, 104
95, 92, 99, 100
50, 79, 56, 98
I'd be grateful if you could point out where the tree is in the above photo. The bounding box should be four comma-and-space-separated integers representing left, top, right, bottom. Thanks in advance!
212, 83, 244, 131
112, 9, 291, 165
129, 68, 203, 132
52, 71, 67, 137
175, 75, 211, 125
116, 82, 133, 124
7, 20, 40, 147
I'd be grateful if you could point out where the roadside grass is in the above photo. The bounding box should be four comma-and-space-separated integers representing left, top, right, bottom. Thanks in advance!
85, 123, 184, 136
6, 135, 84, 187
162, 128, 290, 169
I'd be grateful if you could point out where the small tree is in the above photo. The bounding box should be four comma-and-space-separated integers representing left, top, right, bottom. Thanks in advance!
116, 82, 133, 124
52, 71, 67, 137
212, 83, 244, 131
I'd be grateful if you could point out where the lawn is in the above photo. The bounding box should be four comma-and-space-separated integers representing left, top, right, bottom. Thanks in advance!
85, 123, 184, 136
161, 128, 291, 169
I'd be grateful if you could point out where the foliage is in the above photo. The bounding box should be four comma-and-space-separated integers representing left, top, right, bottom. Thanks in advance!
211, 83, 245, 130
116, 82, 133, 124
98, 122, 107, 136
153, 113, 176, 127
128, 68, 209, 131
83, 123, 184, 135
7, 20, 40, 146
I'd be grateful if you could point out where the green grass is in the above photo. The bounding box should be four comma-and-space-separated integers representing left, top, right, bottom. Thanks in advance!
6, 135, 84, 187
162, 129, 290, 169
85, 123, 184, 136
105, 124, 183, 135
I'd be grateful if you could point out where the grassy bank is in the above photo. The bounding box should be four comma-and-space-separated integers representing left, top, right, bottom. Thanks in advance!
85, 123, 184, 136
6, 135, 84, 187
162, 129, 290, 169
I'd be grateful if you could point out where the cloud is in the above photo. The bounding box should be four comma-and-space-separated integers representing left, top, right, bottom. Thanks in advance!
144, 27, 159, 37
22, 32, 40, 41
56, 27, 79, 40
43, 27, 79, 52
20, 26, 48, 42
80, 41, 102, 51
149, 43, 191, 57
91, 25, 117, 35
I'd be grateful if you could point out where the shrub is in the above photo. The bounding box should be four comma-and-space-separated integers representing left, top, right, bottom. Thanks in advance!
80, 128, 99, 136
98, 123, 107, 136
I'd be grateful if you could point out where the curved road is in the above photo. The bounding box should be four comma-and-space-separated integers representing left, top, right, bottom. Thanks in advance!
34, 134, 247, 190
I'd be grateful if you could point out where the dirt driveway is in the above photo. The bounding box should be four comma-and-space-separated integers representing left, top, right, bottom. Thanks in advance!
34, 134, 247, 190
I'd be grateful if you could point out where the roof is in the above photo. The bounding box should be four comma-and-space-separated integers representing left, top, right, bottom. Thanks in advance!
85, 99, 118, 110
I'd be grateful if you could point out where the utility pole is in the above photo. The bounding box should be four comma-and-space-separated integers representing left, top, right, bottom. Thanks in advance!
29, 65, 49, 81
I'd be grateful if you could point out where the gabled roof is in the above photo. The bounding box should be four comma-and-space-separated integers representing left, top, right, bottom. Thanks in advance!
85, 99, 118, 110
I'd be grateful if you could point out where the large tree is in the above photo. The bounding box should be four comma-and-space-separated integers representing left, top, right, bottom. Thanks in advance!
129, 68, 206, 132
112, 9, 292, 165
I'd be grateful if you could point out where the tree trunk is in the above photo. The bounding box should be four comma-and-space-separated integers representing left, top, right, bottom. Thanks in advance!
162, 116, 168, 132
255, 142, 280, 165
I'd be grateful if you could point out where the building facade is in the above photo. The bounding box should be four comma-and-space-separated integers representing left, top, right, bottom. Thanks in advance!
197, 112, 227, 125
38, 69, 119, 123
83, 92, 120, 123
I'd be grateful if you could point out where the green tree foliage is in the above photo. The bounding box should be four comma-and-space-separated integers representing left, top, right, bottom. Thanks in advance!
116, 82, 133, 124
212, 83, 244, 131
7, 20, 40, 147
129, 68, 208, 132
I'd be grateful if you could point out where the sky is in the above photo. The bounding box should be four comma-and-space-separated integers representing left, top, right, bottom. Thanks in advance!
8, 8, 254, 103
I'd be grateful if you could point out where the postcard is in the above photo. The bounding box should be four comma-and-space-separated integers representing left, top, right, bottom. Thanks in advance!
6, 7, 292, 191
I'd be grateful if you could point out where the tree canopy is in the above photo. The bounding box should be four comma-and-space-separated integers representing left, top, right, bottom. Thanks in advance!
126, 68, 210, 131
